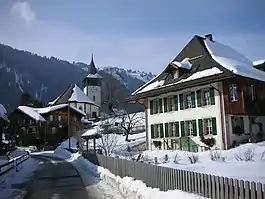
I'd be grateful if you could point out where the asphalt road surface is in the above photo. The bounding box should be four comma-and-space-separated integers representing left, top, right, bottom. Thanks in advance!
23, 155, 96, 199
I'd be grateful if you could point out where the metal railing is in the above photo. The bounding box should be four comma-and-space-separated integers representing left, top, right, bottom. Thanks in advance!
0, 152, 30, 176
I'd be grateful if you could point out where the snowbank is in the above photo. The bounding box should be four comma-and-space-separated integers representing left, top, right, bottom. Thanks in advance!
141, 141, 265, 183
59, 137, 78, 150
47, 148, 206, 199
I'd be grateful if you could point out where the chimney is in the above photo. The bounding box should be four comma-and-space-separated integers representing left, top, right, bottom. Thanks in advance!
205, 34, 213, 42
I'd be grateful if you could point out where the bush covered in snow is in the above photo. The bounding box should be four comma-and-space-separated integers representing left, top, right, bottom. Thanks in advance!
209, 149, 225, 161
234, 148, 255, 161
188, 153, 199, 164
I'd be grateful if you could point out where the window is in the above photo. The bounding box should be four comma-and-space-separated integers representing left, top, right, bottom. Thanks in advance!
58, 115, 62, 122
231, 116, 245, 135
203, 90, 211, 105
184, 92, 195, 109
186, 94, 193, 108
187, 121, 193, 136
114, 122, 119, 126
52, 127, 56, 134
198, 118, 217, 136
229, 84, 238, 101
154, 100, 159, 114
79, 106, 83, 111
158, 99, 163, 113
163, 97, 168, 112
168, 97, 173, 111
204, 118, 213, 135
49, 115, 53, 121
92, 112, 97, 118
250, 85, 256, 101
93, 96, 96, 101
150, 100, 154, 115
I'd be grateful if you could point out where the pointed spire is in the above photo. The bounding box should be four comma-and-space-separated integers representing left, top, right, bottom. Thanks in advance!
88, 53, 97, 74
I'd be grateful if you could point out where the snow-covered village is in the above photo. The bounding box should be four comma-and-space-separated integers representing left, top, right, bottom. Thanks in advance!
1, 1, 265, 199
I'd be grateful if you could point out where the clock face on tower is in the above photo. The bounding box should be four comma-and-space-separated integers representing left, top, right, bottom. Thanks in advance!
91, 86, 97, 92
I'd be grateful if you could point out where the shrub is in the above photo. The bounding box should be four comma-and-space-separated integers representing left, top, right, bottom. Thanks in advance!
209, 149, 225, 161
163, 154, 169, 163
260, 150, 265, 160
200, 136, 216, 148
173, 152, 181, 164
188, 153, 199, 164
235, 148, 255, 161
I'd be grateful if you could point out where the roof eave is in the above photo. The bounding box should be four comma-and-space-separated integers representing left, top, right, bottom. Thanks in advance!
126, 74, 233, 102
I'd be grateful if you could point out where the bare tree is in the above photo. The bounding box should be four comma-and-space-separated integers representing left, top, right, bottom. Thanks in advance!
96, 125, 118, 156
120, 111, 144, 141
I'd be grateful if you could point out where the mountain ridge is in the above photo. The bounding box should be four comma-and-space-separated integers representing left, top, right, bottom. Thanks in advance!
0, 44, 153, 113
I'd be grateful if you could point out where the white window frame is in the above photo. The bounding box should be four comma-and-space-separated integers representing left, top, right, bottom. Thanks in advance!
205, 118, 213, 135
204, 90, 211, 105
186, 94, 193, 108
187, 121, 193, 136
229, 84, 238, 102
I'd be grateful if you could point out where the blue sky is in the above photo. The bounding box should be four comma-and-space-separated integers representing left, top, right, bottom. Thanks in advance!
0, 0, 264, 73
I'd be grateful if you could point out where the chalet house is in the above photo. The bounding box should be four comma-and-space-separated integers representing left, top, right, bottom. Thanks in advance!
127, 34, 265, 152
7, 104, 85, 147
48, 55, 103, 120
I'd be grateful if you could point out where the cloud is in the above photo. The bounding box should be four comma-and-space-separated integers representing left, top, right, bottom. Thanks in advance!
11, 1, 35, 23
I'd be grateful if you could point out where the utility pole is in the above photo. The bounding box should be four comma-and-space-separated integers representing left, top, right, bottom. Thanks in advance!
68, 101, 71, 149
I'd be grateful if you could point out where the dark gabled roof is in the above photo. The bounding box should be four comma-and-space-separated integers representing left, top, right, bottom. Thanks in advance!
129, 34, 265, 102
87, 54, 97, 75
130, 35, 234, 99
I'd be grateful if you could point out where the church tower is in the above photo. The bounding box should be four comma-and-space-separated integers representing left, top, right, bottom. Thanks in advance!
83, 54, 103, 108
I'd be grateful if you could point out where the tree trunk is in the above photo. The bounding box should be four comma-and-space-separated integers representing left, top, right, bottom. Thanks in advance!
125, 131, 129, 141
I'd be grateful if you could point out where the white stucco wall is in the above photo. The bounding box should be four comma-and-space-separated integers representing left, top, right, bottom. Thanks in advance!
147, 82, 224, 150
83, 85, 101, 106
70, 102, 99, 118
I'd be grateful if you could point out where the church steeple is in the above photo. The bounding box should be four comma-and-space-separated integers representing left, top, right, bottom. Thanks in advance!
87, 53, 97, 75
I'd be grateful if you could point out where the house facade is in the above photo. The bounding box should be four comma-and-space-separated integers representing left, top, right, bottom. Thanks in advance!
0, 103, 10, 154
7, 104, 85, 147
127, 34, 265, 151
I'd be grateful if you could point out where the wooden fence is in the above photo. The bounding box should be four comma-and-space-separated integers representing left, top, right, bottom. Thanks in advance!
0, 152, 30, 176
83, 152, 265, 199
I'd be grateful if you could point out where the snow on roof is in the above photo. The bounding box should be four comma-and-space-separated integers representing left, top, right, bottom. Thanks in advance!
37, 104, 86, 116
47, 95, 61, 106
175, 67, 223, 84
82, 126, 101, 137
253, 60, 265, 66
137, 80, 165, 94
171, 58, 192, 70
17, 106, 46, 122
68, 84, 99, 106
204, 39, 265, 82
85, 73, 103, 79
36, 104, 68, 114
0, 103, 9, 122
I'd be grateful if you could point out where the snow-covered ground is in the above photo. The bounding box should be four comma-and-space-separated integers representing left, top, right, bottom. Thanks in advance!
34, 147, 206, 199
140, 142, 265, 183
0, 149, 40, 199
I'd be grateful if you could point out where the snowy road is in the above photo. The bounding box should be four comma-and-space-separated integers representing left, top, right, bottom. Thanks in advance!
23, 155, 100, 199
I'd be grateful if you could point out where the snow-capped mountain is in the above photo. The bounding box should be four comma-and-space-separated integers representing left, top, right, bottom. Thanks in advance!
75, 62, 156, 92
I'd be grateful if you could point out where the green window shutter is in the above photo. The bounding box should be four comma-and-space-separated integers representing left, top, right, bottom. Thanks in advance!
163, 98, 168, 112
210, 88, 215, 105
191, 92, 196, 108
198, 119, 203, 136
175, 122, 179, 137
212, 117, 217, 135
173, 95, 178, 111
179, 94, 184, 110
160, 123, 164, 138
180, 121, 185, 137
196, 90, 202, 107
165, 123, 169, 137
151, 125, 154, 139
159, 99, 163, 113
192, 120, 197, 136
150, 100, 154, 115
